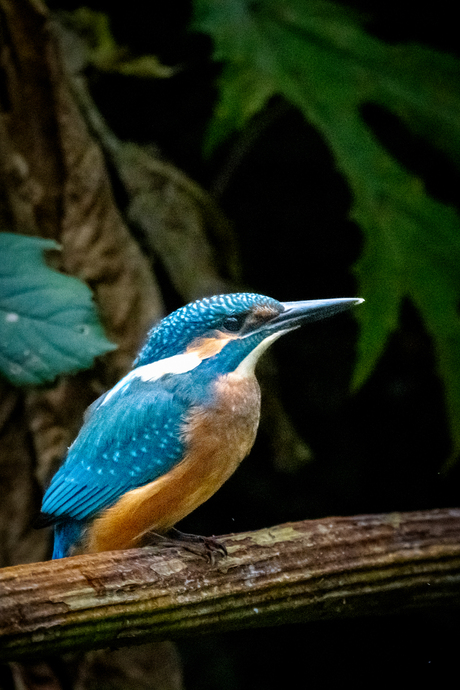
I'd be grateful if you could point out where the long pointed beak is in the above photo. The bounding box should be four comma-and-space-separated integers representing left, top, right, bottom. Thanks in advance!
269, 297, 364, 332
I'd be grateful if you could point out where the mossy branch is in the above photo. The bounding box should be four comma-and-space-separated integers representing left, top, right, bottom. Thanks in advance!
2, 508, 460, 661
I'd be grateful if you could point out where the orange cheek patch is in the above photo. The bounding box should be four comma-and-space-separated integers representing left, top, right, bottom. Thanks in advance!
186, 334, 233, 359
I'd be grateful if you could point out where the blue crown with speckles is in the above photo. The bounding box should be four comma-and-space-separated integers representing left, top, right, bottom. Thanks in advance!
134, 293, 283, 366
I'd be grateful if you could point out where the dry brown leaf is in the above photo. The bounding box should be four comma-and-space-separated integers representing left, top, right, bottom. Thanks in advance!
0, 1, 183, 685
0, 381, 48, 567
0, 0, 162, 554
54, 17, 241, 300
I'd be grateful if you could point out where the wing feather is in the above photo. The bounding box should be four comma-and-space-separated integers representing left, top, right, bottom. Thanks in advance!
41, 378, 188, 522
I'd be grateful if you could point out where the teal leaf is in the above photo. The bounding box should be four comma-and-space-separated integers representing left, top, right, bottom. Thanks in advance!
0, 233, 116, 386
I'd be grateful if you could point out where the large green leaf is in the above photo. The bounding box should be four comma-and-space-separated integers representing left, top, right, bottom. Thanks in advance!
193, 0, 460, 460
0, 233, 116, 386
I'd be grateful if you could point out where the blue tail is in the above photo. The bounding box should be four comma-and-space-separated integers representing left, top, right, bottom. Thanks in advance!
53, 519, 85, 559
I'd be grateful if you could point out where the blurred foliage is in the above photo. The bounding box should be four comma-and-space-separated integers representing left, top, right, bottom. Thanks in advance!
0, 233, 116, 386
192, 0, 460, 462
63, 7, 177, 77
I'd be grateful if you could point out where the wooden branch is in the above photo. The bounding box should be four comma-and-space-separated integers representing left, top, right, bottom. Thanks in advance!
2, 508, 460, 661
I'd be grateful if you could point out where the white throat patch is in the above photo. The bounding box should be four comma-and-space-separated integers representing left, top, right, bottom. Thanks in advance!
234, 331, 285, 377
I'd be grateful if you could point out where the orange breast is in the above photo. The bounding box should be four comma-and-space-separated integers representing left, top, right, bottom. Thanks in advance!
85, 373, 261, 553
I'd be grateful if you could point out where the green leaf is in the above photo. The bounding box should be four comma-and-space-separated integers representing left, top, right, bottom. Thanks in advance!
193, 0, 460, 460
0, 233, 116, 386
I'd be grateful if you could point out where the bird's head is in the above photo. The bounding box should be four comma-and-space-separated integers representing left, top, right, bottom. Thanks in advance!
134, 293, 363, 379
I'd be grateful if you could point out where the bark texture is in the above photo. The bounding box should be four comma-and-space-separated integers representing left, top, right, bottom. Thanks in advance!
1, 508, 460, 661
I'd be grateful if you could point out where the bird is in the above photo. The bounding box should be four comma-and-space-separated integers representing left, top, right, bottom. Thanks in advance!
38, 292, 363, 559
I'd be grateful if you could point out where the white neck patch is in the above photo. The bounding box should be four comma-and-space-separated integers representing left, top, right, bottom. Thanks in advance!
101, 330, 285, 404
101, 351, 203, 405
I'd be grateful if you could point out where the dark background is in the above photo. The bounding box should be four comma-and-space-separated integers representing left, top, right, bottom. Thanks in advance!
49, 0, 460, 685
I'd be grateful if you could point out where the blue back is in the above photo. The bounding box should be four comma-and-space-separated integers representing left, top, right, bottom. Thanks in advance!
42, 378, 188, 523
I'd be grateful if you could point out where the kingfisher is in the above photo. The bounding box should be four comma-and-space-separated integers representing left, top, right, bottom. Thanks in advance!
39, 293, 363, 559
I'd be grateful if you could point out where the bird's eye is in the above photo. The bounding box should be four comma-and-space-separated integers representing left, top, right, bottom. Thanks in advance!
221, 314, 246, 332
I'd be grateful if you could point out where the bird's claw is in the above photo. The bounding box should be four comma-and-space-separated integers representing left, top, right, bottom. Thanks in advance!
147, 528, 227, 563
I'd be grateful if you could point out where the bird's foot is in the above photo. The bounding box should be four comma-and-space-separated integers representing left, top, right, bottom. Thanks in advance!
147, 528, 227, 563
169, 528, 228, 563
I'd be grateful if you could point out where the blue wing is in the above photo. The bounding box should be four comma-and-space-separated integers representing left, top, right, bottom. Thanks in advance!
41, 377, 189, 523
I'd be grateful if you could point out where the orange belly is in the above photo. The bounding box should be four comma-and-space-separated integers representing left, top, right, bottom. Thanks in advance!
85, 373, 261, 553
